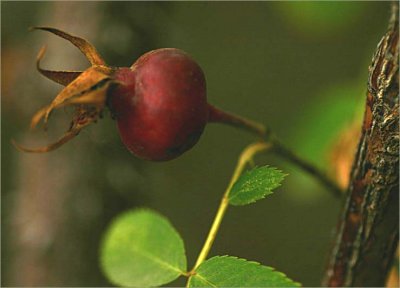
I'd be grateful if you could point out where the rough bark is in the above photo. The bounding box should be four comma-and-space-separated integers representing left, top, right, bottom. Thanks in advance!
323, 2, 399, 287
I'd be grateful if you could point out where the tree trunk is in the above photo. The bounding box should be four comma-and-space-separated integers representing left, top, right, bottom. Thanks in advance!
323, 2, 399, 286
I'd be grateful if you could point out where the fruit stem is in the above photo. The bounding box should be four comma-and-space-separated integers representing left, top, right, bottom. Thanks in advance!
187, 142, 272, 283
208, 104, 267, 137
207, 104, 342, 197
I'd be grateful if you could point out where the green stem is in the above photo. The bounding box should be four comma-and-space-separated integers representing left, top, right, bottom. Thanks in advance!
187, 142, 272, 283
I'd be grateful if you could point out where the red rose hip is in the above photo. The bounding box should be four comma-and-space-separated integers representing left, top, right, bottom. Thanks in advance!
109, 49, 208, 161
15, 27, 265, 157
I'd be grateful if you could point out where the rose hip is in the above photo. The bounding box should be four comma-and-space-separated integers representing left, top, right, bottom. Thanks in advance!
14, 27, 265, 160
109, 49, 208, 161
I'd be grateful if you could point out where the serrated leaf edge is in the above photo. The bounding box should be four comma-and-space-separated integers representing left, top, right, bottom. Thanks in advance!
190, 255, 301, 287
228, 166, 287, 206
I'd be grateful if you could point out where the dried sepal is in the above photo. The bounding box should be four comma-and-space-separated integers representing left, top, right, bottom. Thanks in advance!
36, 46, 82, 86
13, 127, 81, 153
31, 26, 106, 66
14, 27, 119, 153
13, 105, 100, 153
30, 66, 113, 129
15, 80, 115, 153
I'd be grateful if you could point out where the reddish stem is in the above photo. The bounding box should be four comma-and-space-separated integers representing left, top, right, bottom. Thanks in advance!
207, 104, 267, 137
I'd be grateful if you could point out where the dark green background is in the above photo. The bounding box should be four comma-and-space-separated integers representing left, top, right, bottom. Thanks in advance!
2, 1, 389, 286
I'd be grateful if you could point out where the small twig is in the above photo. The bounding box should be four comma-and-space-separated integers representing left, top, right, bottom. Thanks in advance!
270, 138, 343, 197
186, 142, 272, 285
209, 106, 343, 197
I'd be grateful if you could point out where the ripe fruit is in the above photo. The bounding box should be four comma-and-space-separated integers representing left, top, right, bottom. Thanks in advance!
109, 49, 208, 161
14, 27, 265, 160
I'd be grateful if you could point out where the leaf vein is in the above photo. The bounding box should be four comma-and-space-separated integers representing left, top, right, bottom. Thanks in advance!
194, 273, 218, 287
131, 245, 183, 274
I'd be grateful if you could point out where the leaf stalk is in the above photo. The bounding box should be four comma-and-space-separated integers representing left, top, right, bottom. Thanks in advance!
188, 142, 272, 283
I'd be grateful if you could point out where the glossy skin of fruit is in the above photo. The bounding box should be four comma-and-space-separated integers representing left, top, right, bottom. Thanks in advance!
109, 48, 209, 161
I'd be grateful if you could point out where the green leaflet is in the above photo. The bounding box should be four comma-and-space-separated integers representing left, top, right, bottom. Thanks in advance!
100, 209, 187, 287
229, 166, 286, 206
188, 256, 300, 287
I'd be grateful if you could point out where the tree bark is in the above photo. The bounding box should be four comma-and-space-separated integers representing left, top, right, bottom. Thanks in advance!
323, 2, 399, 287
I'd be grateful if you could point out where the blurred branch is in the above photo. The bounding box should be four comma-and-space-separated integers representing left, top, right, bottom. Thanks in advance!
271, 138, 343, 197
323, 2, 399, 286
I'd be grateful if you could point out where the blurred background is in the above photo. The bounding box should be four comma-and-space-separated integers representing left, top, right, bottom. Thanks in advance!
2, 1, 390, 286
